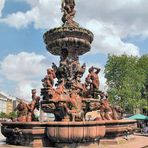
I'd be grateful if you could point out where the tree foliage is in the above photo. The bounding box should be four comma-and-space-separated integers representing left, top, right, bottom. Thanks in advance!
0, 111, 17, 119
7, 111, 17, 119
105, 54, 148, 114
138, 55, 148, 111
0, 112, 7, 119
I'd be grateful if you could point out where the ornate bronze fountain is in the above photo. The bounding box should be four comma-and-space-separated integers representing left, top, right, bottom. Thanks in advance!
1, 0, 137, 147
41, 0, 122, 123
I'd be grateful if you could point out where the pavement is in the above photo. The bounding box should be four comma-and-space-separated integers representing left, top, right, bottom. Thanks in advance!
99, 133, 148, 148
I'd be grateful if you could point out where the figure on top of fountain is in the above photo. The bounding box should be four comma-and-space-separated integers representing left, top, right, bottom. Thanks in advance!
61, 0, 75, 8
61, 0, 79, 27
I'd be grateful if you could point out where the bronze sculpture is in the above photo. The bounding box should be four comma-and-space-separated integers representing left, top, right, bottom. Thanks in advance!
86, 66, 101, 90
15, 100, 30, 122
15, 0, 122, 121
16, 89, 40, 122
1, 1, 137, 147
85, 66, 101, 98
61, 0, 78, 27
42, 68, 56, 89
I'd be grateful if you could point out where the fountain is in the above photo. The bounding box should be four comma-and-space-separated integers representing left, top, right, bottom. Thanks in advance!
1, 0, 137, 147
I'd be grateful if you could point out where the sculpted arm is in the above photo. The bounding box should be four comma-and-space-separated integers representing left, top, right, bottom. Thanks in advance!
93, 67, 101, 74
61, 0, 65, 9
85, 74, 91, 83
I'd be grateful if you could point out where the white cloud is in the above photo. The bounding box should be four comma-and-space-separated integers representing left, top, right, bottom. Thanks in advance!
0, 0, 61, 29
0, 52, 49, 100
0, 0, 145, 98
0, 52, 47, 81
23, 0, 38, 7
14, 81, 42, 101
2, 0, 148, 37
0, 78, 3, 83
0, 0, 145, 56
0, 51, 107, 99
77, 0, 148, 38
85, 20, 139, 56
0, 0, 5, 17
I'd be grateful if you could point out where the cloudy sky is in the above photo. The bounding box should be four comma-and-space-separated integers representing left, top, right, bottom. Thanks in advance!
0, 0, 147, 100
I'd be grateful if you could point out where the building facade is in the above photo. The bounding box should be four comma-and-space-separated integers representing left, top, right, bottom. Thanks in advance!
0, 92, 15, 114
0, 92, 32, 115
7, 99, 13, 114
0, 93, 8, 113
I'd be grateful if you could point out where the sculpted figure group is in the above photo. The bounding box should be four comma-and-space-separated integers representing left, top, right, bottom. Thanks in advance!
15, 57, 123, 122
40, 55, 123, 122
15, 45, 123, 122
99, 92, 123, 121
16, 89, 40, 122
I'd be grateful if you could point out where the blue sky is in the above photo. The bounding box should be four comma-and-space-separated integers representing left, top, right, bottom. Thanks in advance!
0, 0, 147, 100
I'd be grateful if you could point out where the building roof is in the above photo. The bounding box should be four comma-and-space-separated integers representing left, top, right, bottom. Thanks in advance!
0, 91, 30, 103
0, 93, 8, 100
0, 91, 16, 101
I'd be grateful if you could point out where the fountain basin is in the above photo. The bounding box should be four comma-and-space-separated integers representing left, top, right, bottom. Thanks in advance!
46, 121, 105, 143
104, 120, 137, 138
1, 120, 136, 147
1, 121, 105, 147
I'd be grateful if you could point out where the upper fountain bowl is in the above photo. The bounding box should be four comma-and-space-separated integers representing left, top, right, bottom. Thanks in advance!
43, 26, 94, 56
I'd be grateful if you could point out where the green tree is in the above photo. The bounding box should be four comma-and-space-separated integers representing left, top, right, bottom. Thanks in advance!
138, 55, 148, 114
105, 54, 145, 114
0, 112, 8, 119
7, 111, 17, 119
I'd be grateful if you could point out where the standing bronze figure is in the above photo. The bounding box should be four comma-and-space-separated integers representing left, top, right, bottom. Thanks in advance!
61, 0, 78, 27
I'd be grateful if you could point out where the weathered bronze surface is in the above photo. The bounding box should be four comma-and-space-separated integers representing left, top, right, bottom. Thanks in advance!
15, 89, 40, 122
1, 120, 136, 147
1, 0, 137, 147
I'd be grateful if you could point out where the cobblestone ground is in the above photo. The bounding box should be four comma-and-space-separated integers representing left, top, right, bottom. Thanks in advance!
99, 134, 148, 148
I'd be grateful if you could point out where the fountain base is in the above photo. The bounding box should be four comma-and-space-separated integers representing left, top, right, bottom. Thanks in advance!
1, 120, 136, 147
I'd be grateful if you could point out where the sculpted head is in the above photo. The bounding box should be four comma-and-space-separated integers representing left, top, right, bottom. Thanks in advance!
47, 68, 53, 74
88, 66, 94, 73
32, 89, 36, 95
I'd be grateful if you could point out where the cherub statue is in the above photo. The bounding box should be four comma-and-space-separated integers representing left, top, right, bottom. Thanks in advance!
75, 63, 86, 82
61, 0, 78, 27
30, 89, 40, 111
15, 100, 30, 121
61, 0, 75, 9
85, 66, 101, 98
100, 94, 112, 120
42, 68, 56, 88
28, 89, 40, 121
99, 93, 123, 120
86, 66, 101, 91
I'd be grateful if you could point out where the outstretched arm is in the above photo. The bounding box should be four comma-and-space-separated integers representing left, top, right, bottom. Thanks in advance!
94, 67, 101, 74
61, 0, 65, 11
